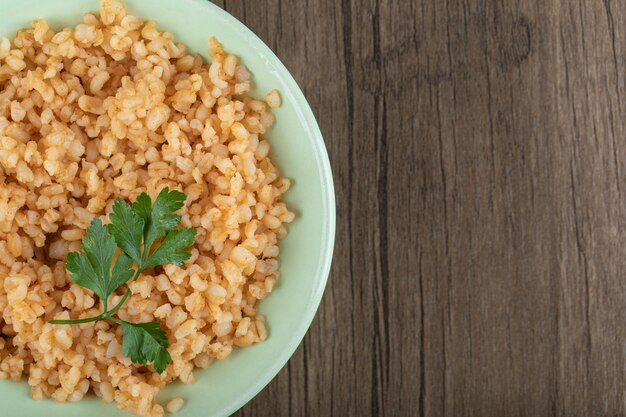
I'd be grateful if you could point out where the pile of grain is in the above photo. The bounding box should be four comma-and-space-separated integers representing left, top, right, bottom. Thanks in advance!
0, 0, 292, 415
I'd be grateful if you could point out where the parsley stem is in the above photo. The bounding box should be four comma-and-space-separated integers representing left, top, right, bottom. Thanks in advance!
50, 312, 106, 325
108, 316, 124, 325
107, 288, 131, 316
106, 267, 142, 316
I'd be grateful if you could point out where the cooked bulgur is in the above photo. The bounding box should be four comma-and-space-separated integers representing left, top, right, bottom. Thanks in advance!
0, 0, 292, 415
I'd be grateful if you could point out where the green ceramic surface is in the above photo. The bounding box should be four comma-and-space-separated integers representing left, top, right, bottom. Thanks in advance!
0, 0, 335, 415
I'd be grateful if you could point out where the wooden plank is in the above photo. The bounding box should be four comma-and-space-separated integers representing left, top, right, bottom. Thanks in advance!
407, 0, 560, 415
555, 1, 626, 415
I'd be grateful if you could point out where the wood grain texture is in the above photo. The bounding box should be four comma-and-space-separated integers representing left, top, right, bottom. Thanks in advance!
211, 0, 626, 416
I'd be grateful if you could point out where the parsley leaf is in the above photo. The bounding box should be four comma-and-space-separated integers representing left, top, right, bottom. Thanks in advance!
66, 217, 134, 302
109, 252, 135, 292
132, 188, 187, 254
143, 227, 197, 269
109, 198, 145, 264
117, 320, 172, 374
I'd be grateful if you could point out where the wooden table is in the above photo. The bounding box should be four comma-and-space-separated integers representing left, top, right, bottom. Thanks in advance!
220, 0, 626, 415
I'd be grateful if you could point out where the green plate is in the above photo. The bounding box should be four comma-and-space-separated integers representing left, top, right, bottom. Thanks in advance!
0, 0, 335, 416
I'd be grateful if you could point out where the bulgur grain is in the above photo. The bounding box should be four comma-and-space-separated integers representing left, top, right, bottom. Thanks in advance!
165, 397, 184, 413
265, 89, 281, 108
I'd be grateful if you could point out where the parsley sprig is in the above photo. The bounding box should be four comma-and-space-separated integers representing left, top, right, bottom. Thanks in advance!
50, 188, 197, 373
